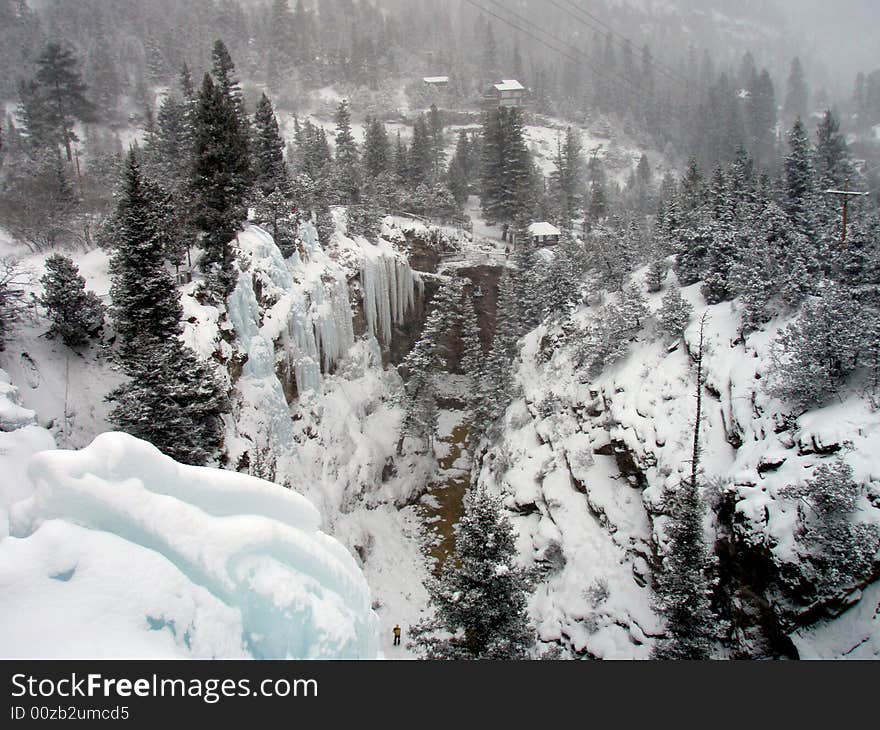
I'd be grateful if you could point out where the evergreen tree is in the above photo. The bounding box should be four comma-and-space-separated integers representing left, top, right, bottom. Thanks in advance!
408, 114, 433, 186
267, 0, 296, 91
658, 286, 693, 339
191, 71, 250, 298
460, 291, 483, 407
447, 130, 472, 206
252, 93, 290, 196
39, 253, 104, 347
784, 118, 816, 239
18, 41, 95, 162
107, 150, 228, 466
332, 99, 361, 203
480, 107, 533, 233
410, 485, 534, 660
747, 69, 776, 164
494, 267, 522, 358
363, 117, 390, 180
700, 219, 738, 304
108, 339, 228, 466
646, 258, 667, 293
211, 39, 247, 128
254, 189, 297, 256
428, 103, 445, 181
784, 57, 808, 125
393, 130, 408, 183
653, 316, 716, 660
680, 158, 704, 213
769, 285, 864, 409
538, 234, 586, 317
587, 156, 609, 226
814, 110, 851, 189
780, 460, 880, 597
110, 151, 185, 357
549, 127, 584, 227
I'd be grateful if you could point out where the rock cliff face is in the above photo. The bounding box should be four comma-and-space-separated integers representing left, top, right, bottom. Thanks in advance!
184, 215, 880, 659
474, 276, 880, 659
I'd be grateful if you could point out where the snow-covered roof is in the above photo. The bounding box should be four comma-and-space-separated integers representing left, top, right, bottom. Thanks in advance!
529, 222, 561, 237
494, 79, 525, 92
423, 76, 449, 84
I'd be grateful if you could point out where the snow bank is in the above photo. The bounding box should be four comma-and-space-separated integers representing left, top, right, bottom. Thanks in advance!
484, 271, 880, 658
0, 368, 37, 431
1, 432, 380, 659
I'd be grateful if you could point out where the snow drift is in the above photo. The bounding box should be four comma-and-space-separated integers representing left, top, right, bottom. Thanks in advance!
0, 432, 380, 659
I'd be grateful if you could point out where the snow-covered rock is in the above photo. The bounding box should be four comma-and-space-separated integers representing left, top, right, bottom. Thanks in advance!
477, 277, 880, 659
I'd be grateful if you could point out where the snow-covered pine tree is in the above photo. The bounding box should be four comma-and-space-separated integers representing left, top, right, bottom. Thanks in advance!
700, 218, 739, 304
347, 198, 381, 242
652, 471, 716, 659
447, 130, 472, 206
108, 150, 228, 466
658, 286, 693, 339
332, 99, 361, 204
251, 93, 296, 253
108, 339, 228, 466
780, 459, 880, 598
39, 253, 104, 348
314, 205, 335, 248
393, 130, 408, 184
408, 114, 433, 186
428, 103, 445, 182
674, 213, 713, 287
679, 157, 704, 214
18, 41, 95, 162
784, 117, 816, 240
191, 70, 250, 298
211, 39, 248, 134
362, 117, 389, 180
110, 151, 184, 357
813, 110, 846, 178
587, 222, 634, 291
409, 485, 534, 659
646, 258, 667, 293
769, 284, 863, 408
587, 156, 609, 227
539, 234, 585, 317
254, 189, 297, 256
783, 57, 808, 125
512, 235, 541, 332
252, 92, 290, 197
653, 315, 717, 659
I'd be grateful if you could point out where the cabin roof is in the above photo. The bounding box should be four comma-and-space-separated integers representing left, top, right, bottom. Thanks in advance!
528, 221, 561, 237
493, 79, 525, 92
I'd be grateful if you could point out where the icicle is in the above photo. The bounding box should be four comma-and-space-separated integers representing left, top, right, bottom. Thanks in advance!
359, 248, 417, 344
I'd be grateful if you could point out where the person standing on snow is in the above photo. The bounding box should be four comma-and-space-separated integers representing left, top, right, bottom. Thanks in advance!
393, 624, 402, 646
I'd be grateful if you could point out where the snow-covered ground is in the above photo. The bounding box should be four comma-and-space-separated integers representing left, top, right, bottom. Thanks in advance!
0, 214, 432, 660
475, 266, 880, 658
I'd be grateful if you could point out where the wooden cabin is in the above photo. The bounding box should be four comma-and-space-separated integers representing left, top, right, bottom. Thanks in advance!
423, 76, 449, 89
528, 222, 561, 246
484, 79, 528, 108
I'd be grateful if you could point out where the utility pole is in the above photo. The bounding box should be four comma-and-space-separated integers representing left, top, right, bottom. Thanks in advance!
824, 179, 869, 244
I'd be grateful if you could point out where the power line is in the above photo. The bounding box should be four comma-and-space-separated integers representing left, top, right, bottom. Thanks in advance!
555, 0, 693, 89
464, 0, 651, 99
484, 0, 648, 94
